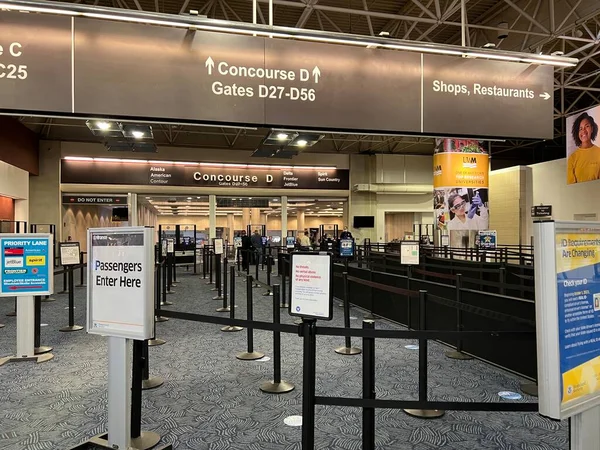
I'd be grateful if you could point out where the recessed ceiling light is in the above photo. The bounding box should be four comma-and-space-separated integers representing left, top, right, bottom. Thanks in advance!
249, 197, 253, 199
132, 130, 144, 139
197, 196, 201, 199
96, 121, 111, 130
145, 196, 150, 199
187, 197, 192, 200
277, 133, 288, 140
296, 139, 308, 147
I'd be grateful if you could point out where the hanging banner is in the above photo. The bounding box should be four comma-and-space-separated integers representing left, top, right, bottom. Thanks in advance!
0, 10, 554, 139
434, 139, 490, 249
566, 104, 600, 185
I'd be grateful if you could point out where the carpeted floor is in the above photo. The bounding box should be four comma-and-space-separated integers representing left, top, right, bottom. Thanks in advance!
0, 263, 568, 450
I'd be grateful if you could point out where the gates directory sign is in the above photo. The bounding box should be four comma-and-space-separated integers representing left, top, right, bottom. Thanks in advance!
0, 10, 554, 139
0, 234, 53, 296
535, 220, 600, 419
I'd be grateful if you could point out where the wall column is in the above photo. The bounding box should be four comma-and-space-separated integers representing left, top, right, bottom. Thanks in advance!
281, 196, 287, 239
227, 213, 235, 241
251, 208, 262, 225
242, 208, 251, 229
128, 193, 138, 226
296, 208, 305, 233
209, 194, 216, 240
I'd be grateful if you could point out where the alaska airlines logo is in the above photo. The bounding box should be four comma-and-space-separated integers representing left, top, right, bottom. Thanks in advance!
462, 156, 477, 169
433, 165, 442, 176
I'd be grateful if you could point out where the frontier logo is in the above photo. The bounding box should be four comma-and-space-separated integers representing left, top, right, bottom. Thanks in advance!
462, 156, 477, 169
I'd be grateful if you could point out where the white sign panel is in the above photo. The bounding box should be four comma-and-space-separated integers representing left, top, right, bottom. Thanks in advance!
441, 235, 450, 246
87, 227, 154, 340
214, 238, 224, 255
289, 252, 332, 320
166, 239, 174, 254
401, 241, 420, 265
60, 242, 81, 266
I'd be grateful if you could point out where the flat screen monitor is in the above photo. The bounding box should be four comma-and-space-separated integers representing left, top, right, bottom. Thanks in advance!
112, 207, 129, 222
353, 215, 374, 228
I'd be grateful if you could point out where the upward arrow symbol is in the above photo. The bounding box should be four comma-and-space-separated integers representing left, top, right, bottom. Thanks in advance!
205, 56, 214, 75
312, 66, 321, 83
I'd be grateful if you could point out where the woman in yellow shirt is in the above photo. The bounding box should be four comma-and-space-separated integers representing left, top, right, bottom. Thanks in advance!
567, 112, 600, 184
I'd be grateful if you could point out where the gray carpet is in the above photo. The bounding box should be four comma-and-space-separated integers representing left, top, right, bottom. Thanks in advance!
0, 263, 568, 450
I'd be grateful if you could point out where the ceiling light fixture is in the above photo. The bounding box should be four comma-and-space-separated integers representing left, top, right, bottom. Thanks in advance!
0, 0, 577, 67
131, 130, 144, 139
96, 121, 111, 130
296, 140, 308, 147
277, 133, 288, 140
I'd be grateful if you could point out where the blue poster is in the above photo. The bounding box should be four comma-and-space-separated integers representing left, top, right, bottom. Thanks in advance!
339, 239, 354, 257
478, 230, 497, 249
0, 235, 52, 296
286, 236, 296, 249
555, 232, 600, 405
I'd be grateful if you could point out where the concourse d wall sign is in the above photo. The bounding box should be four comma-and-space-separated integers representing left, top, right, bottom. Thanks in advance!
0, 11, 554, 139
61, 159, 350, 190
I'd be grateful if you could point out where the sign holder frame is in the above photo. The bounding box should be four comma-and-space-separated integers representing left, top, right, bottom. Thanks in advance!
534, 220, 600, 450
400, 241, 420, 266
288, 252, 333, 321
0, 233, 54, 367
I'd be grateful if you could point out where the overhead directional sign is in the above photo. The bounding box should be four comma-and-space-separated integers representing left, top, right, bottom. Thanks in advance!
0, 11, 554, 139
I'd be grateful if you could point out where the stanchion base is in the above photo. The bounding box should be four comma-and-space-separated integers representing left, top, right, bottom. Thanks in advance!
211, 287, 219, 292
221, 325, 244, 332
294, 319, 303, 325
338, 303, 344, 308
160, 301, 173, 306
142, 376, 165, 390
403, 409, 445, 419
262, 291, 273, 297
60, 325, 84, 332
171, 282, 178, 287
280, 304, 290, 309
520, 382, 538, 397
334, 346, 362, 356
364, 314, 376, 321
148, 338, 166, 346
166, 290, 175, 295
252, 284, 261, 289
213, 295, 223, 300
131, 431, 161, 450
67, 433, 173, 450
216, 307, 230, 312
0, 323, 4, 328
35, 345, 53, 355
6, 311, 16, 317
0, 353, 54, 366
236, 351, 265, 360
445, 350, 473, 360
41, 297, 56, 303
260, 380, 295, 394
155, 316, 169, 323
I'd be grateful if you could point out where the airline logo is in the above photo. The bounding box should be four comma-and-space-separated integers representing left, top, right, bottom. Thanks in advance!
26, 256, 46, 266
4, 247, 24, 256
4, 257, 23, 268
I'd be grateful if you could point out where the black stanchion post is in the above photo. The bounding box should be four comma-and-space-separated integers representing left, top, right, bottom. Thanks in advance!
131, 340, 161, 449
78, 252, 85, 287
263, 255, 273, 297
202, 247, 207, 279
142, 339, 164, 390
365, 268, 375, 320
172, 254, 177, 284
445, 274, 472, 360
280, 259, 288, 309
253, 254, 261, 288
301, 319, 317, 450
499, 267, 506, 296
246, 249, 250, 275
212, 255, 222, 297
59, 269, 67, 294
217, 258, 229, 312
407, 265, 412, 330
34, 295, 52, 354
150, 261, 168, 337
222, 266, 243, 332
362, 319, 376, 450
335, 272, 361, 355
404, 291, 445, 419
236, 276, 264, 360
208, 251, 214, 285
260, 285, 294, 393
60, 266, 83, 332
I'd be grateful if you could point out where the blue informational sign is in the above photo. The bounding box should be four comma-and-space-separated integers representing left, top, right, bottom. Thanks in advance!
555, 231, 600, 406
339, 239, 354, 257
0, 234, 53, 296
286, 236, 296, 249
478, 230, 497, 249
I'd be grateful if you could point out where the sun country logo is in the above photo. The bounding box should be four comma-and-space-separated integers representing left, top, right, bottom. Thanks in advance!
462, 156, 477, 169
433, 165, 442, 176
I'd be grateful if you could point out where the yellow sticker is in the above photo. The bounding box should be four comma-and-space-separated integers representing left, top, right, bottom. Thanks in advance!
26, 256, 46, 266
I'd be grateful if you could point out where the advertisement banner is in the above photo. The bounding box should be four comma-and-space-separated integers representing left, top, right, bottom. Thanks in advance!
555, 232, 600, 405
433, 139, 489, 248
478, 230, 497, 249
566, 104, 600, 185
0, 234, 53, 297
339, 239, 354, 257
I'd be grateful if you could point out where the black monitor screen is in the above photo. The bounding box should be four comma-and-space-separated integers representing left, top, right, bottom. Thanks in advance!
112, 207, 129, 222
353, 216, 374, 228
